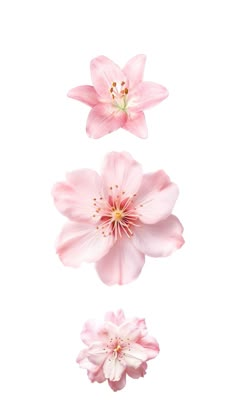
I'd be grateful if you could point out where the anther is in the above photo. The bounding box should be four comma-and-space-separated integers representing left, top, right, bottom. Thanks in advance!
121, 81, 125, 86
124, 88, 128, 94
112, 82, 116, 87
110, 87, 113, 92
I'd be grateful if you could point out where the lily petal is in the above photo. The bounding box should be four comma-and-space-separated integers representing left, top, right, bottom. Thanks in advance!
56, 221, 114, 267
96, 236, 145, 286
130, 81, 168, 111
86, 103, 127, 139
123, 111, 148, 139
132, 215, 184, 257
67, 85, 99, 107
123, 54, 146, 89
135, 170, 179, 224
101, 151, 143, 197
90, 55, 126, 98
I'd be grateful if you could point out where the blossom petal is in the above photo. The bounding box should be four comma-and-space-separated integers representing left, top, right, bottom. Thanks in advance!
104, 310, 126, 326
88, 366, 106, 383
86, 103, 127, 139
108, 373, 126, 391
67, 85, 99, 107
87, 343, 109, 365
123, 111, 148, 139
123, 54, 146, 89
118, 321, 142, 342
135, 170, 179, 224
80, 319, 105, 345
56, 221, 114, 267
126, 362, 147, 379
95, 236, 145, 286
52, 169, 102, 221
124, 343, 147, 369
101, 151, 143, 197
132, 215, 184, 257
103, 356, 126, 381
138, 335, 160, 360
76, 348, 93, 370
90, 55, 126, 98
130, 81, 168, 111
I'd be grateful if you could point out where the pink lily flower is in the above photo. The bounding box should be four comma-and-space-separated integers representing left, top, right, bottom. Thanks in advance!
77, 309, 160, 391
68, 55, 168, 139
52, 151, 184, 285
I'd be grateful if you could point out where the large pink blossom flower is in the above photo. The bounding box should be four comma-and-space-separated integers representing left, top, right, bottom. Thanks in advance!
52, 152, 184, 285
68, 54, 168, 139
77, 309, 159, 391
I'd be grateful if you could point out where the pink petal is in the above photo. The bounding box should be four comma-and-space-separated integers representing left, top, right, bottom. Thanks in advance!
103, 356, 126, 381
108, 373, 126, 391
56, 221, 114, 267
130, 81, 168, 111
90, 55, 126, 98
135, 170, 179, 224
132, 215, 184, 257
123, 54, 146, 89
76, 348, 94, 370
95, 236, 145, 286
101, 151, 143, 197
138, 335, 160, 360
67, 85, 99, 107
104, 309, 126, 326
126, 362, 147, 379
118, 321, 142, 342
80, 319, 105, 345
52, 169, 102, 221
88, 366, 106, 383
87, 343, 109, 366
86, 103, 127, 139
123, 111, 148, 139
123, 343, 147, 369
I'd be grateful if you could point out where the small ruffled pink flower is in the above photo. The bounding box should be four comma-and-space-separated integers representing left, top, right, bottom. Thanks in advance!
77, 309, 160, 392
68, 54, 168, 139
52, 151, 184, 285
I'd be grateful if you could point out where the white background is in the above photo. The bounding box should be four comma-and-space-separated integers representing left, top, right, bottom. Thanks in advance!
1, 0, 236, 418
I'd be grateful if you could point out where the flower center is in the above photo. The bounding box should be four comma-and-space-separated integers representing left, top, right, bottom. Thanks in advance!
92, 185, 140, 240
112, 209, 124, 221
110, 81, 129, 111
114, 344, 122, 353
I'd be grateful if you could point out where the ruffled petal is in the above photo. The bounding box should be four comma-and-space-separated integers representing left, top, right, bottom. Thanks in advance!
90, 55, 126, 98
67, 85, 99, 107
123, 111, 148, 139
52, 169, 102, 221
132, 215, 184, 257
130, 81, 168, 111
108, 373, 126, 391
123, 343, 147, 369
126, 362, 147, 379
101, 151, 143, 197
123, 54, 146, 89
56, 221, 114, 267
104, 309, 126, 326
87, 343, 109, 365
86, 103, 127, 139
88, 366, 106, 383
80, 319, 105, 345
95, 236, 145, 286
103, 356, 126, 381
138, 335, 160, 360
135, 170, 179, 224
